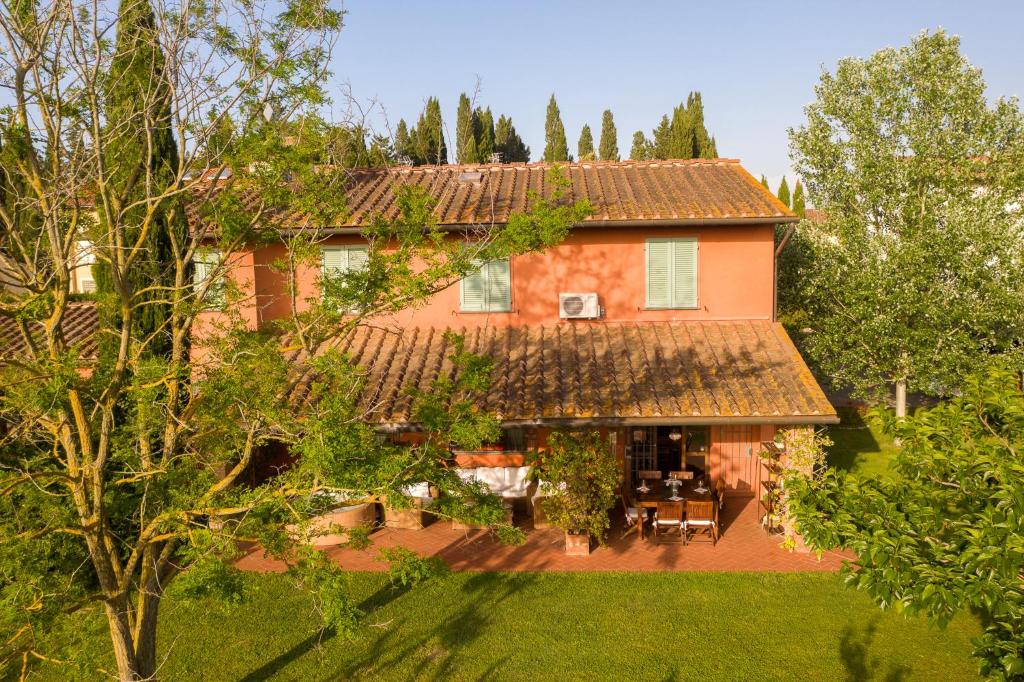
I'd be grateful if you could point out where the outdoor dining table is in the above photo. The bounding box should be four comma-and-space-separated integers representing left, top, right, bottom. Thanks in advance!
628, 480, 714, 540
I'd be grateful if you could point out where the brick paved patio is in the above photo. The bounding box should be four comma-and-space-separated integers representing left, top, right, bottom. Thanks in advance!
236, 496, 848, 573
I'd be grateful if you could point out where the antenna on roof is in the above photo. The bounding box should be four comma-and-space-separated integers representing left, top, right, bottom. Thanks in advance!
396, 155, 413, 166
488, 152, 502, 164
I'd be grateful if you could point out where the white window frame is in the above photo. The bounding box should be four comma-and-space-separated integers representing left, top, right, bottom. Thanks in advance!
644, 237, 699, 310
320, 245, 370, 310
459, 258, 512, 313
193, 248, 225, 309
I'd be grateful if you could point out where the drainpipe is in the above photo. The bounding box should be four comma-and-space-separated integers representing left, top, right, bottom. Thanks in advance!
773, 224, 797, 323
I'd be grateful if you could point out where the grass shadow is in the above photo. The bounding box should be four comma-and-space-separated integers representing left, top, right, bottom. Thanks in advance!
840, 618, 911, 681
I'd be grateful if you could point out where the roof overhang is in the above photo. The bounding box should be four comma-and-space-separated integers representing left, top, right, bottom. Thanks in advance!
372, 413, 839, 433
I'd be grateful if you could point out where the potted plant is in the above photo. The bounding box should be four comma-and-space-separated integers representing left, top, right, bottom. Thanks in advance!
536, 430, 620, 556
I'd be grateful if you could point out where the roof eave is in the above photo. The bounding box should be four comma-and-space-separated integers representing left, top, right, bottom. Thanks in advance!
373, 413, 840, 433
278, 215, 799, 236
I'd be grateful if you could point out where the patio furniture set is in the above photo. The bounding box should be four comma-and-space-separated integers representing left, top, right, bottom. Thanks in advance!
622, 470, 723, 545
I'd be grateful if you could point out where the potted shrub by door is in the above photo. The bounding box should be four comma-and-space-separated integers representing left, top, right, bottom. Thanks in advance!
536, 430, 620, 556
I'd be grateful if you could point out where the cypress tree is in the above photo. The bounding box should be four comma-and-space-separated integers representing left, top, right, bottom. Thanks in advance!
495, 114, 530, 162
792, 179, 806, 217
94, 0, 187, 360
688, 92, 713, 158
394, 119, 412, 163
760, 174, 770, 190
669, 101, 694, 158
577, 124, 595, 160
651, 115, 672, 159
777, 176, 791, 208
598, 109, 619, 161
455, 93, 476, 163
706, 135, 718, 158
414, 97, 447, 165
629, 131, 650, 160
475, 107, 495, 162
542, 94, 569, 162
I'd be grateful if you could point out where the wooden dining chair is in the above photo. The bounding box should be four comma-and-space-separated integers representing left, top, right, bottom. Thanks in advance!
637, 470, 662, 481
714, 479, 727, 510
620, 489, 644, 538
668, 471, 694, 480
652, 501, 684, 544
684, 500, 717, 545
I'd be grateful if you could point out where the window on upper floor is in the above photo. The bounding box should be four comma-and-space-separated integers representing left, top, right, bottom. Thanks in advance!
460, 258, 511, 312
321, 245, 370, 309
645, 237, 698, 309
193, 248, 225, 309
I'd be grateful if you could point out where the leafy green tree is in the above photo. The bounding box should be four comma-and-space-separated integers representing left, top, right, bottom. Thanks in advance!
598, 109, 619, 161
787, 364, 1024, 679
629, 130, 650, 160
414, 96, 447, 165
777, 176, 791, 208
475, 107, 495, 162
787, 30, 1024, 416
455, 92, 477, 163
577, 124, 595, 160
543, 94, 569, 162
394, 118, 413, 163
651, 114, 672, 159
792, 179, 806, 218
536, 431, 620, 545
495, 114, 530, 162
0, 2, 590, 679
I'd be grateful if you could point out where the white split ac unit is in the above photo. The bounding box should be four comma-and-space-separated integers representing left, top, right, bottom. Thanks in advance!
559, 292, 600, 319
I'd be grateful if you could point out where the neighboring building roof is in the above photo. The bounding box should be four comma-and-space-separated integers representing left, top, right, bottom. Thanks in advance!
288, 320, 837, 428
0, 302, 99, 362
220, 159, 796, 231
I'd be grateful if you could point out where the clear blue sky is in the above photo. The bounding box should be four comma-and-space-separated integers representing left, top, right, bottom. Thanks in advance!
330, 0, 1024, 190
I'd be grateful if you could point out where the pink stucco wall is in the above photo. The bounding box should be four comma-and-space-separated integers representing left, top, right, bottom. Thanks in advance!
228, 223, 776, 329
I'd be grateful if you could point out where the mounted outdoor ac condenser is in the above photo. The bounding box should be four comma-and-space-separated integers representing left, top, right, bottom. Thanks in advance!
558, 292, 601, 319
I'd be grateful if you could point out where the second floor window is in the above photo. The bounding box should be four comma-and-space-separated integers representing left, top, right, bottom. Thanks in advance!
193, 249, 225, 308
321, 245, 369, 279
645, 237, 698, 309
460, 258, 511, 312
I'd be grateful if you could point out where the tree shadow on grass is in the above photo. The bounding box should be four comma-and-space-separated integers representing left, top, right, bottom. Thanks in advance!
839, 618, 911, 682
826, 407, 885, 473
235, 581, 412, 682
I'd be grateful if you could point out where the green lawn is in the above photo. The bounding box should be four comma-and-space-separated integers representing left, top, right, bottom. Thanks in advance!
23, 571, 981, 681
825, 406, 902, 476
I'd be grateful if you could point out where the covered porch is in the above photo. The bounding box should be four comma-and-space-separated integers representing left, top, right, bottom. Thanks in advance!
237, 494, 847, 574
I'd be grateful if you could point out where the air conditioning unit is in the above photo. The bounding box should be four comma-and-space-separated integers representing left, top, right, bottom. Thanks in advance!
559, 292, 600, 319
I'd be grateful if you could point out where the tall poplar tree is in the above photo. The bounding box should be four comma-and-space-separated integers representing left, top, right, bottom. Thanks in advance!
577, 124, 595, 160
94, 0, 187, 360
777, 176, 791, 208
414, 97, 447, 165
598, 109, 619, 161
542, 94, 569, 162
630, 130, 650, 160
792, 179, 806, 218
455, 93, 477, 163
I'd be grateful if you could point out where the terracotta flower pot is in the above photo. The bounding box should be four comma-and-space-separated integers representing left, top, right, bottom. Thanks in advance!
564, 531, 592, 556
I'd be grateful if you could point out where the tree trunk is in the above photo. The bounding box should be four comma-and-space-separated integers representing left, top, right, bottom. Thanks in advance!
105, 600, 145, 681
895, 379, 907, 419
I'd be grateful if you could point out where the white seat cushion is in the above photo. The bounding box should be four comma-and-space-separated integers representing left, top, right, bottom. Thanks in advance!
685, 520, 716, 527
654, 518, 682, 526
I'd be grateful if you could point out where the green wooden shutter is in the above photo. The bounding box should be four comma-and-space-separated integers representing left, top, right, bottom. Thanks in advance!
646, 239, 672, 308
672, 238, 698, 308
461, 263, 487, 311
347, 246, 369, 272
486, 258, 511, 311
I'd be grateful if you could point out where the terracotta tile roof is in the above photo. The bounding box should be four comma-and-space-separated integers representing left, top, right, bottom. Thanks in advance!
288, 321, 836, 427
211, 159, 796, 231
0, 302, 99, 362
